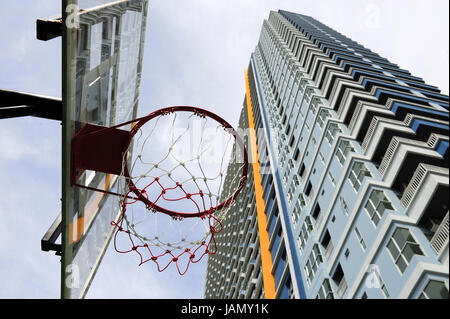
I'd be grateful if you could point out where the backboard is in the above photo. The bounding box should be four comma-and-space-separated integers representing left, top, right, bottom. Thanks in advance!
61, 0, 148, 298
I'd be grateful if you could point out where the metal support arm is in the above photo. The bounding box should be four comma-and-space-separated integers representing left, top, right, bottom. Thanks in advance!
0, 89, 62, 121
36, 16, 62, 41
41, 212, 62, 255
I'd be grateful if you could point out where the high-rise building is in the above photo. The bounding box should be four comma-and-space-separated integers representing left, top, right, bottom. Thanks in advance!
205, 10, 449, 299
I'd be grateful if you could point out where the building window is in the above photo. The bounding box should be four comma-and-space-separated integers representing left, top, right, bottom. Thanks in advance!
365, 189, 394, 226
354, 227, 367, 251
310, 96, 321, 115
292, 200, 300, 225
324, 123, 342, 144
344, 248, 350, 258
339, 195, 349, 215
282, 172, 288, 187
312, 203, 322, 224
328, 171, 336, 187
321, 230, 333, 261
298, 216, 313, 253
288, 159, 295, 170
294, 148, 300, 161
297, 193, 306, 207
287, 185, 294, 204
305, 244, 323, 285
293, 175, 300, 187
304, 122, 310, 132
336, 140, 355, 165
317, 109, 331, 128
318, 151, 325, 164
332, 264, 347, 298
316, 279, 334, 299
299, 163, 306, 178
373, 268, 390, 298
348, 161, 372, 192
305, 87, 314, 103
299, 79, 308, 93
386, 227, 424, 273
419, 280, 449, 299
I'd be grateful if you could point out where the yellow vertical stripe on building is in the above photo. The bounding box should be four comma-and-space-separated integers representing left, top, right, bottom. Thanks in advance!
244, 68, 276, 299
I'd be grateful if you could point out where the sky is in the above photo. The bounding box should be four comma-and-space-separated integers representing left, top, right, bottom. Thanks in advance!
0, 0, 448, 299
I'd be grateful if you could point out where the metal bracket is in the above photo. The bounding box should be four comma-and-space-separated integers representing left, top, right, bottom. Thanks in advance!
36, 16, 62, 41
71, 123, 131, 185
41, 212, 62, 255
0, 89, 62, 120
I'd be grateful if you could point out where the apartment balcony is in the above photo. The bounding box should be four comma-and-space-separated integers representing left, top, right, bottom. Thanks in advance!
348, 100, 394, 139
364, 112, 448, 168
399, 163, 449, 256
362, 117, 431, 167
401, 163, 448, 211
349, 95, 449, 145
327, 76, 366, 117
378, 136, 447, 196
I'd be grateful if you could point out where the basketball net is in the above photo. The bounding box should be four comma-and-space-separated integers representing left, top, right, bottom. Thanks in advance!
110, 108, 247, 275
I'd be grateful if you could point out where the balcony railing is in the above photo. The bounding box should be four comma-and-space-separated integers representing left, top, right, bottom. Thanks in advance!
348, 101, 364, 133
401, 163, 428, 208
378, 137, 400, 176
401, 163, 448, 212
361, 117, 380, 151
430, 211, 449, 255
425, 133, 447, 148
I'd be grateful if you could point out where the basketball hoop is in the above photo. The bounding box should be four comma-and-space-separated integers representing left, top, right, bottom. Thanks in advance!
71, 106, 248, 274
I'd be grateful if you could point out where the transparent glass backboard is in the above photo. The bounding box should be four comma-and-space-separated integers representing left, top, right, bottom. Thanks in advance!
61, 0, 148, 298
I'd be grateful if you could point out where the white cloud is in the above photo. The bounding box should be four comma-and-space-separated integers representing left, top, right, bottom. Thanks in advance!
0, 119, 60, 168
